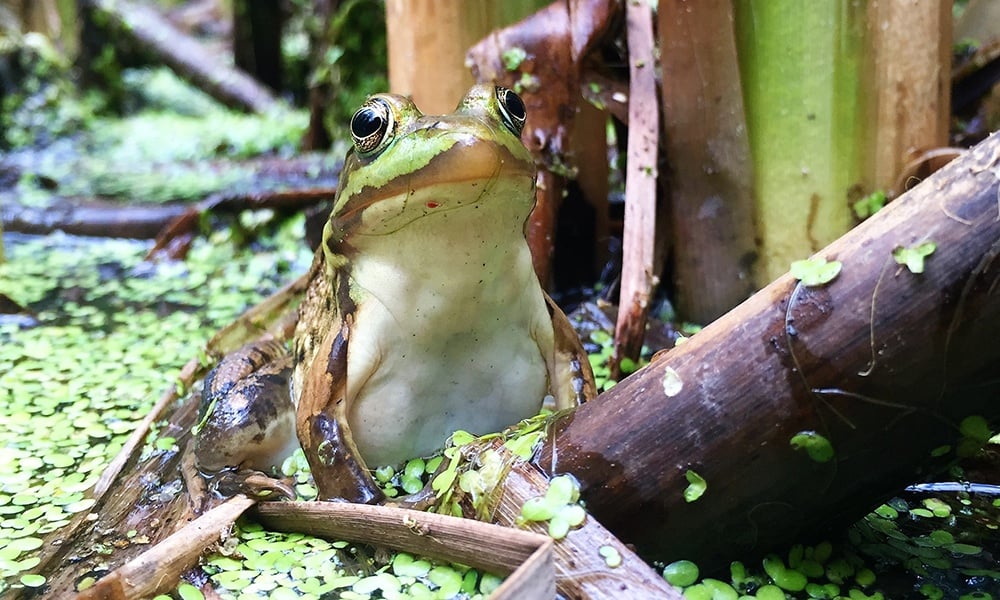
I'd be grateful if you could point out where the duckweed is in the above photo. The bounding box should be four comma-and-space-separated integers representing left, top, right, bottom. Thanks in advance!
519, 474, 587, 540
0, 228, 310, 592
599, 544, 622, 568
663, 560, 700, 587
892, 241, 936, 274
199, 521, 498, 599
790, 257, 842, 287
684, 469, 707, 502
790, 431, 835, 463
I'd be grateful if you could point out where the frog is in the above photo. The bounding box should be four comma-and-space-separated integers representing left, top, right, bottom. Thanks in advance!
193, 84, 596, 505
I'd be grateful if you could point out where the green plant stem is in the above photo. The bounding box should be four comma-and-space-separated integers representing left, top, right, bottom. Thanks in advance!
734, 1, 865, 281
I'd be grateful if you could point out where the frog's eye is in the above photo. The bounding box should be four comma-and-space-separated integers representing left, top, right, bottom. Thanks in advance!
495, 86, 526, 136
351, 97, 395, 156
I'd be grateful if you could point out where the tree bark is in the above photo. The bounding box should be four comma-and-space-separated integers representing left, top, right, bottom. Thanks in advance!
537, 131, 1000, 567
385, 0, 542, 115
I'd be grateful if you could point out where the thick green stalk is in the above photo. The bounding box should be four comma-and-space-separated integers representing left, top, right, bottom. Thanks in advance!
734, 1, 866, 282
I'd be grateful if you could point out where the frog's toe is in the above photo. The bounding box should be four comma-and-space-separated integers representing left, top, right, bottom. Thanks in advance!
213, 469, 296, 501
384, 485, 438, 511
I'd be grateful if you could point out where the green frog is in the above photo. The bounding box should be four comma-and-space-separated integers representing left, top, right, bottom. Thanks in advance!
194, 85, 595, 504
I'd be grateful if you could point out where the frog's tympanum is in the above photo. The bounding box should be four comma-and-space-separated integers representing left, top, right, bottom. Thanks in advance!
194, 85, 596, 504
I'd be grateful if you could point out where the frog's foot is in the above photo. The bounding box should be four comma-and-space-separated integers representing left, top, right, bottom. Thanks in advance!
211, 468, 296, 501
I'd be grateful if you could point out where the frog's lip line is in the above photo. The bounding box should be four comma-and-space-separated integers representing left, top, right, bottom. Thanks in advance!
334, 140, 535, 227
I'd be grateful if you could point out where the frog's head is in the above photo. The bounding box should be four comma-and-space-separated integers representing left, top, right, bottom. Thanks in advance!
323, 85, 536, 258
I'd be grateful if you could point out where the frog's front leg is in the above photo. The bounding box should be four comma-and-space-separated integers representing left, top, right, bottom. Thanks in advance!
296, 323, 383, 504
193, 339, 298, 500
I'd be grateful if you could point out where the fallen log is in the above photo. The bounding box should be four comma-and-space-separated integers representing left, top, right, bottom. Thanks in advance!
3, 199, 189, 238
536, 131, 1000, 566
83, 0, 278, 113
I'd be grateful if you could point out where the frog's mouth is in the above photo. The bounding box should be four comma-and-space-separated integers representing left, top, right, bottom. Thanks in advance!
332, 134, 536, 238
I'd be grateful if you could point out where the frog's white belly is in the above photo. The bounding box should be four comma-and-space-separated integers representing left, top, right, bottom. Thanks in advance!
345, 244, 552, 467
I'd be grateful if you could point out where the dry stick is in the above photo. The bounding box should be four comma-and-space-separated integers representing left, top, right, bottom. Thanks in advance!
612, 0, 660, 380
75, 495, 257, 600
87, 0, 277, 113
488, 447, 684, 599
256, 501, 554, 599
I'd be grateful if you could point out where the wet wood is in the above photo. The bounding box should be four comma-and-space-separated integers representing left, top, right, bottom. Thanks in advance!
611, 0, 659, 379
3, 151, 340, 241
23, 394, 204, 599
537, 132, 1000, 567
489, 455, 684, 599
20, 293, 303, 599
659, 0, 757, 323
75, 496, 257, 600
84, 0, 278, 113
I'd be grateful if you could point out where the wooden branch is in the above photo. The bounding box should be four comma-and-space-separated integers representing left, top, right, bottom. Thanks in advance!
256, 501, 554, 600
3, 200, 189, 238
76, 496, 257, 600
539, 132, 1000, 566
85, 0, 278, 113
660, 0, 757, 323
489, 457, 684, 599
612, 0, 659, 378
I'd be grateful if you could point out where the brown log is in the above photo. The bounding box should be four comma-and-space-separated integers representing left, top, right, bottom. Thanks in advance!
76, 496, 258, 600
612, 0, 659, 378
3, 200, 189, 238
84, 0, 278, 113
660, 0, 758, 323
538, 132, 1000, 566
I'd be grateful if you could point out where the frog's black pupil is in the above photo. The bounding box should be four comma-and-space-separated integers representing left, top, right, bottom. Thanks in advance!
352, 108, 383, 139
502, 90, 526, 121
